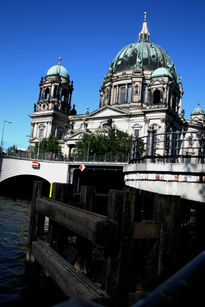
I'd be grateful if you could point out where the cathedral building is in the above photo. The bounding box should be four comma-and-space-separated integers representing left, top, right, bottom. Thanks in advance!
29, 13, 205, 158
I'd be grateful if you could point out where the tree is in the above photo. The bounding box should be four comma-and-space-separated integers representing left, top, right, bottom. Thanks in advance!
7, 145, 18, 155
75, 129, 132, 157
34, 135, 62, 156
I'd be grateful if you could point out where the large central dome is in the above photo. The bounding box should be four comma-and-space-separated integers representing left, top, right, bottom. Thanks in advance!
109, 12, 177, 80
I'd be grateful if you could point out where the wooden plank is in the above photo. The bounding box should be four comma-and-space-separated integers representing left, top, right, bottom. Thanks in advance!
35, 197, 117, 246
133, 221, 160, 239
32, 240, 109, 304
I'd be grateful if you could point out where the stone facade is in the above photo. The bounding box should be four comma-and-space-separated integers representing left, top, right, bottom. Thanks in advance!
29, 14, 205, 158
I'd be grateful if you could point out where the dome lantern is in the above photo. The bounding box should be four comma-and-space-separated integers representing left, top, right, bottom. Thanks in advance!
139, 11, 150, 42
191, 103, 205, 116
107, 13, 177, 79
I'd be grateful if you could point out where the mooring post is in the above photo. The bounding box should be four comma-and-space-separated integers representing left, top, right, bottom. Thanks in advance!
25, 180, 44, 270
28, 181, 43, 250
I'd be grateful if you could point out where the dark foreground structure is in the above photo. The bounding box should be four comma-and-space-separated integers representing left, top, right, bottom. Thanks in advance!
25, 181, 205, 306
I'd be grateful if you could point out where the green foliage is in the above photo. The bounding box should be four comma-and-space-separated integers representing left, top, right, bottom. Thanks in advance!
134, 138, 145, 159
75, 129, 132, 157
34, 135, 62, 155
7, 145, 18, 155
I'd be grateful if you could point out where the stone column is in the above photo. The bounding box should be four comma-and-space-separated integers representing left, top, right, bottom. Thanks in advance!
30, 123, 34, 138
51, 84, 54, 98
116, 86, 119, 104
110, 86, 114, 105
33, 123, 38, 138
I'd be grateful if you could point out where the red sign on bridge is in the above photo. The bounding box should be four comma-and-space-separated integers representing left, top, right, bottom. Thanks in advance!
32, 161, 40, 168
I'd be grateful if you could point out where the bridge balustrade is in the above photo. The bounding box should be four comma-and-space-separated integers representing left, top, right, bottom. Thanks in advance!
131, 128, 205, 164
1, 150, 130, 163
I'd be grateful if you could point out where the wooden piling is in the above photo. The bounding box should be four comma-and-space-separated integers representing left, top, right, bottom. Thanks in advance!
26, 181, 198, 306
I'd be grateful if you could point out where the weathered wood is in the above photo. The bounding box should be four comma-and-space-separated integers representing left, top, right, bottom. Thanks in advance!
106, 190, 136, 306
153, 193, 181, 280
133, 221, 160, 239
35, 197, 117, 246
53, 298, 102, 307
119, 191, 135, 304
52, 183, 74, 203
80, 186, 96, 211
28, 181, 44, 251
32, 240, 110, 304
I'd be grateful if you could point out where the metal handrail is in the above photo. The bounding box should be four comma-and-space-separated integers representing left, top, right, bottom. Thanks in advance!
131, 129, 205, 163
0, 151, 130, 163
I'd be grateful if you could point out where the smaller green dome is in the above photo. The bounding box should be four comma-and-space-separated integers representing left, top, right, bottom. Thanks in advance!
151, 67, 172, 79
46, 63, 70, 80
191, 104, 205, 116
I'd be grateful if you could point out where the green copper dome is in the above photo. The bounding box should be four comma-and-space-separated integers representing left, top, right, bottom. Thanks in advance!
109, 41, 177, 80
108, 13, 177, 80
46, 59, 70, 80
151, 67, 172, 79
191, 104, 205, 116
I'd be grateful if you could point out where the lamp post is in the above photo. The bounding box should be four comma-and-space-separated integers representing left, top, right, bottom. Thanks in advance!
1, 120, 12, 152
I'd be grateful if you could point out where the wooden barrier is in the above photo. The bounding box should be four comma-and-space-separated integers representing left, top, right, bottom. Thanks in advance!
26, 181, 199, 306
32, 239, 109, 304
35, 197, 117, 246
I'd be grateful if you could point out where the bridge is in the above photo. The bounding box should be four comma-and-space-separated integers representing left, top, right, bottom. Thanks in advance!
0, 155, 127, 191
1, 129, 205, 202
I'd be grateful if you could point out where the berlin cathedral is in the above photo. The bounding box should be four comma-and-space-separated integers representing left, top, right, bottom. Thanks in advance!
29, 13, 205, 158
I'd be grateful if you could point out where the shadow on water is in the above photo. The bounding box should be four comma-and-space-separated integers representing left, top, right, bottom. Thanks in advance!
0, 175, 50, 200
0, 176, 66, 307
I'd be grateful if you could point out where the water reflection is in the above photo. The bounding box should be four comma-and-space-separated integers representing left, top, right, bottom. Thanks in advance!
0, 197, 30, 306
0, 197, 66, 307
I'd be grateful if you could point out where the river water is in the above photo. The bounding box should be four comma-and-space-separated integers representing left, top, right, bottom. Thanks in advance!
0, 197, 65, 307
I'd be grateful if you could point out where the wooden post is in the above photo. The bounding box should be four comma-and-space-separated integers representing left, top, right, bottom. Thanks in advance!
106, 189, 135, 306
153, 193, 181, 280
49, 183, 74, 254
80, 186, 96, 211
51, 182, 74, 203
25, 180, 44, 274
28, 181, 44, 252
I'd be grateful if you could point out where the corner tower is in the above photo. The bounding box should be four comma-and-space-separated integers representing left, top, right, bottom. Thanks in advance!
38, 57, 73, 114
29, 58, 74, 150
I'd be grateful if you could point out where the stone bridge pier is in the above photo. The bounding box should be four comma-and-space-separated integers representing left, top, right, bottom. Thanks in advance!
123, 163, 205, 203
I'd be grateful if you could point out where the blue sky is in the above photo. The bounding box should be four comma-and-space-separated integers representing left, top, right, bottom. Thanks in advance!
0, 0, 205, 149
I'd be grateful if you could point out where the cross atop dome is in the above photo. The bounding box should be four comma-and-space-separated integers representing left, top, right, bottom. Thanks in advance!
139, 11, 150, 42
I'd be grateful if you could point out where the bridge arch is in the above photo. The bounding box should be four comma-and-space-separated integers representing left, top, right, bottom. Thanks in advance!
0, 174, 50, 199
0, 157, 69, 184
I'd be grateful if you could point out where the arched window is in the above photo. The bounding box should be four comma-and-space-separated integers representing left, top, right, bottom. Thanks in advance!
53, 87, 58, 98
119, 86, 126, 104
128, 85, 132, 103
61, 89, 67, 103
57, 127, 64, 139
141, 85, 146, 103
38, 124, 45, 139
153, 90, 161, 104
45, 88, 50, 100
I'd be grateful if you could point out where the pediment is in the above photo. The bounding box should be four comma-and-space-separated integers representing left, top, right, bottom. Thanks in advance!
64, 131, 88, 142
87, 106, 130, 118
150, 79, 165, 86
